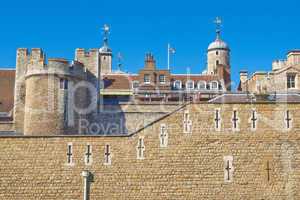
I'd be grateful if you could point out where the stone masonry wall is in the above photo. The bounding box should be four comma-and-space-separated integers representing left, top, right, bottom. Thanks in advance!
0, 103, 299, 199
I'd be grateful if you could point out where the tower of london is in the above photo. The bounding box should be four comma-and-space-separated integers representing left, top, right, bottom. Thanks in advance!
0, 20, 300, 199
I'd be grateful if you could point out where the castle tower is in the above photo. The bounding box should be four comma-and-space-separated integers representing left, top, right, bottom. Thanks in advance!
207, 17, 230, 75
21, 49, 87, 136
99, 24, 112, 74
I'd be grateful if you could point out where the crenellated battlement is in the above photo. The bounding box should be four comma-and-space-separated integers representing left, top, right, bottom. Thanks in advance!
23, 49, 86, 80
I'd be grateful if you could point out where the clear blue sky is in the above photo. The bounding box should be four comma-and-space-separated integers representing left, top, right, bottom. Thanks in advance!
1, 0, 300, 89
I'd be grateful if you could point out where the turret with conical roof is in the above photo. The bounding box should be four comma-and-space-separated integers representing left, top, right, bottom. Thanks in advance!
207, 17, 230, 75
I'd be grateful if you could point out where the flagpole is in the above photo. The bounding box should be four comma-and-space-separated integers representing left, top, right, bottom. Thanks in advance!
167, 43, 170, 70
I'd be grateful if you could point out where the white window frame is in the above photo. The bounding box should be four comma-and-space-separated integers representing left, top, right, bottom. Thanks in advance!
144, 74, 151, 84
186, 80, 194, 90
173, 80, 182, 89
159, 74, 166, 84
210, 81, 219, 90
198, 81, 207, 90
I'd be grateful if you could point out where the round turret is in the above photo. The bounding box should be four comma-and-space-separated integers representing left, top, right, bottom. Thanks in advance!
23, 55, 87, 136
206, 18, 230, 75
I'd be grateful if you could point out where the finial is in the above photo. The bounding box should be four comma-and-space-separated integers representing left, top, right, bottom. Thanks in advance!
102, 24, 110, 47
117, 52, 123, 71
214, 17, 222, 40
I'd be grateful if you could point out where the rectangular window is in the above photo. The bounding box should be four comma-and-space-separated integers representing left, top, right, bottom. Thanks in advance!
160, 124, 168, 147
287, 74, 296, 89
132, 81, 139, 89
60, 78, 68, 90
67, 143, 73, 165
85, 144, 92, 165
224, 156, 234, 183
159, 75, 166, 83
137, 137, 145, 159
144, 74, 150, 84
104, 144, 112, 165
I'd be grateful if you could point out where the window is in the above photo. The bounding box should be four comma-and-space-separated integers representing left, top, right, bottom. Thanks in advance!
216, 51, 219, 55
183, 110, 192, 134
160, 124, 168, 148
84, 144, 92, 165
287, 74, 296, 89
198, 81, 206, 90
159, 75, 166, 83
144, 74, 150, 84
285, 110, 292, 129
224, 156, 234, 183
216, 60, 219, 65
211, 81, 218, 90
132, 81, 139, 89
104, 144, 112, 165
66, 143, 73, 165
137, 137, 145, 159
173, 80, 182, 89
186, 80, 194, 90
60, 79, 68, 90
214, 109, 221, 131
232, 110, 239, 131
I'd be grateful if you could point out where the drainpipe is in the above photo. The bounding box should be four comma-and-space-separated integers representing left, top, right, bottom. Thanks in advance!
82, 170, 90, 200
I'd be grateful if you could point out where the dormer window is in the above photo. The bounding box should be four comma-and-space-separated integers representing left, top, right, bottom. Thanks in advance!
198, 81, 206, 90
173, 80, 182, 90
287, 74, 296, 89
144, 74, 150, 84
186, 80, 194, 90
211, 81, 218, 90
159, 75, 166, 84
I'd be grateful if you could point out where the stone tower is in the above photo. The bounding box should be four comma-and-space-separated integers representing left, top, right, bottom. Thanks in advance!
14, 48, 88, 136
207, 17, 230, 75
99, 24, 112, 74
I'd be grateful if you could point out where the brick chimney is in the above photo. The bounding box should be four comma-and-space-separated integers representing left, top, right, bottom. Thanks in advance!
144, 53, 156, 70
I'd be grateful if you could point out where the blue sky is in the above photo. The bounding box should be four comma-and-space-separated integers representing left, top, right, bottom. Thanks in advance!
1, 0, 300, 89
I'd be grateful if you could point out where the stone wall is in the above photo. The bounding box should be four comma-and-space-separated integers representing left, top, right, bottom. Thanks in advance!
0, 70, 15, 113
0, 103, 299, 199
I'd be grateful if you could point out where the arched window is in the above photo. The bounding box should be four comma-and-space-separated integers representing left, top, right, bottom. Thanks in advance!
216, 60, 220, 65
186, 80, 194, 90
198, 81, 206, 90
210, 81, 219, 90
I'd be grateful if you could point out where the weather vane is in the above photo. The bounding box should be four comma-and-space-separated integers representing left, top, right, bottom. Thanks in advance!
214, 17, 222, 39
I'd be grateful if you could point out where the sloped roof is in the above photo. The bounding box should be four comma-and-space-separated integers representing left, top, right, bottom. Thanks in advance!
209, 93, 300, 104
102, 74, 133, 90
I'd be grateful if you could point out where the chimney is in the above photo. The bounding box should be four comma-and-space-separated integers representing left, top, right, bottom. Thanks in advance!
144, 53, 156, 69
240, 70, 248, 84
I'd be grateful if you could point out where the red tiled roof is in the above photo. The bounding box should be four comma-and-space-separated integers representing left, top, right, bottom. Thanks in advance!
102, 74, 132, 90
